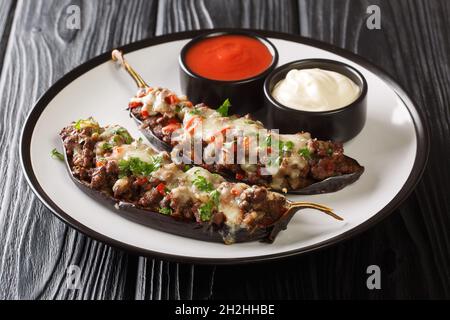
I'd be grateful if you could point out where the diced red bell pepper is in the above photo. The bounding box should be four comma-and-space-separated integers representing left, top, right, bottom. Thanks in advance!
156, 183, 167, 195
235, 173, 244, 180
165, 95, 179, 105
231, 187, 241, 196
96, 160, 106, 168
184, 116, 202, 135
136, 177, 148, 186
129, 101, 143, 109
162, 122, 181, 134
167, 118, 180, 125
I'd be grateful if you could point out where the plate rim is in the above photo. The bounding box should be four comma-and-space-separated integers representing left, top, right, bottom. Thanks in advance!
20, 29, 430, 265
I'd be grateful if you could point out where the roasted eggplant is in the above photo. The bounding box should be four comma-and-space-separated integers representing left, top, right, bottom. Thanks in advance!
59, 118, 346, 244
59, 118, 342, 244
112, 50, 364, 195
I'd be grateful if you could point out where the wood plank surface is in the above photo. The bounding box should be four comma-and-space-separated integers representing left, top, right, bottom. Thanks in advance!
0, 0, 157, 299
0, 0, 16, 74
296, 0, 450, 299
0, 0, 448, 300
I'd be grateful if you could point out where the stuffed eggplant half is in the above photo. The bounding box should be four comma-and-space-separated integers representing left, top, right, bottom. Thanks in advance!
112, 50, 364, 195
60, 118, 342, 244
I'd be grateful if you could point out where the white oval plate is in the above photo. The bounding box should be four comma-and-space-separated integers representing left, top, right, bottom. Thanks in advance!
20, 30, 428, 264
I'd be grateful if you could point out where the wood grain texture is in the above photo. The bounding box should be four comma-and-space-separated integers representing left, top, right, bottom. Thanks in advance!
0, 0, 157, 299
155, 0, 298, 35
0, 0, 449, 300
295, 0, 450, 299
0, 0, 16, 75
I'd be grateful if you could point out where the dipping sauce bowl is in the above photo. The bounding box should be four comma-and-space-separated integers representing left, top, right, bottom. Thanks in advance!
179, 31, 278, 116
264, 59, 368, 142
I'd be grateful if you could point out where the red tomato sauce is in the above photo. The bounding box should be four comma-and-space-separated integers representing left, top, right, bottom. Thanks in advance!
185, 35, 273, 81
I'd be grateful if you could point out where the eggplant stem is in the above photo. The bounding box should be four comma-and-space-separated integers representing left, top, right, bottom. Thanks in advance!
288, 201, 343, 221
111, 49, 148, 89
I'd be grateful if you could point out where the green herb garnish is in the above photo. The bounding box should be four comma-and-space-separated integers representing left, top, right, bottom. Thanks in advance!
118, 155, 163, 178
113, 127, 133, 144
199, 202, 214, 221
267, 156, 282, 167
327, 148, 333, 156
188, 108, 202, 115
102, 142, 113, 152
261, 134, 272, 148
51, 148, 64, 161
159, 207, 172, 215
280, 140, 294, 153
193, 175, 214, 192
217, 98, 231, 117
298, 147, 312, 160
74, 117, 99, 131
209, 190, 220, 205
198, 190, 221, 222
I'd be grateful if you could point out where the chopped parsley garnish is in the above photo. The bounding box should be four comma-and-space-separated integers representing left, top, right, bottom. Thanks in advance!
102, 142, 113, 152
118, 155, 163, 178
199, 202, 214, 221
209, 190, 220, 205
74, 118, 99, 131
263, 136, 294, 154
198, 190, 221, 221
51, 148, 64, 161
159, 207, 172, 215
112, 127, 133, 144
175, 105, 182, 113
217, 98, 231, 117
188, 108, 202, 115
192, 175, 214, 192
298, 147, 312, 160
261, 134, 272, 148
280, 140, 294, 153
327, 148, 333, 156
267, 156, 282, 167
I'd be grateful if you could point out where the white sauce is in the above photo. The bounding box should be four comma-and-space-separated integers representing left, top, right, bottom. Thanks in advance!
271, 68, 360, 111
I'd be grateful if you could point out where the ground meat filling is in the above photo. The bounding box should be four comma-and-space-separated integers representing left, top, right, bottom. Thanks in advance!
308, 140, 361, 181
239, 187, 288, 228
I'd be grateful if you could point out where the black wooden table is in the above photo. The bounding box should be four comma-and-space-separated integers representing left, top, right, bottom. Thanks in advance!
0, 0, 449, 300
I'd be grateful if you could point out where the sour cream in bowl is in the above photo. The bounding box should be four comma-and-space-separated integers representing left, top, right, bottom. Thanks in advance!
271, 68, 361, 112
264, 59, 368, 142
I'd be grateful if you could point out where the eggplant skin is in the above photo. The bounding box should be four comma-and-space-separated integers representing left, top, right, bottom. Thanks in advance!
61, 140, 289, 244
130, 111, 172, 152
287, 157, 364, 195
130, 111, 365, 195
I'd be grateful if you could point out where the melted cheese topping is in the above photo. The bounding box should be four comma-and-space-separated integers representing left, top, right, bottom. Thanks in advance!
131, 87, 318, 189
107, 142, 156, 163
96, 129, 248, 228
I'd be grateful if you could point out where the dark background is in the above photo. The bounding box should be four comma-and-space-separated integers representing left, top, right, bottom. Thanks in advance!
0, 0, 449, 299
